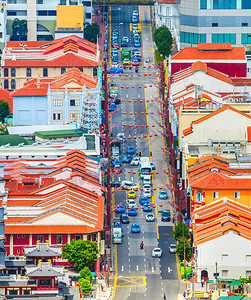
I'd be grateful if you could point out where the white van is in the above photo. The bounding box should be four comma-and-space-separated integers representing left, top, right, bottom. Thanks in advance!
143, 175, 151, 185
121, 181, 138, 190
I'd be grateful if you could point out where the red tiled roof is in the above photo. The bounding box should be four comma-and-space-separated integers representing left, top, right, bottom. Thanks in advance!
0, 88, 13, 113
172, 43, 246, 61
191, 61, 207, 73
247, 126, 251, 142
231, 78, 251, 86
183, 105, 251, 136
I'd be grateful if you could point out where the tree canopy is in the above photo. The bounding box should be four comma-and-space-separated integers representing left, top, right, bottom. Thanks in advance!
173, 222, 190, 240
84, 23, 100, 44
80, 266, 93, 282
10, 18, 27, 41
79, 278, 92, 294
177, 237, 191, 262
154, 25, 173, 59
0, 100, 10, 124
62, 239, 99, 271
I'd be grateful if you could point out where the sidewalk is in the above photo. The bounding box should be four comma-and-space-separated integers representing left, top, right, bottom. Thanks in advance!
93, 279, 113, 300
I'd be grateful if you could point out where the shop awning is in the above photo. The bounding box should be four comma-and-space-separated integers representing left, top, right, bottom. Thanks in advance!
229, 281, 242, 286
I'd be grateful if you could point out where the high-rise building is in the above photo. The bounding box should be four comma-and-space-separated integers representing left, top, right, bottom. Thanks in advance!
6, 0, 92, 41
180, 0, 251, 49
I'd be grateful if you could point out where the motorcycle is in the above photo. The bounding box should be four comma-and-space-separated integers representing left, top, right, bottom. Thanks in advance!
135, 67, 138, 73
140, 242, 144, 250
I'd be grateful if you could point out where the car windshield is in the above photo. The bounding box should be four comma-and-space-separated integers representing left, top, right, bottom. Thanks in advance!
154, 249, 161, 252
162, 211, 170, 216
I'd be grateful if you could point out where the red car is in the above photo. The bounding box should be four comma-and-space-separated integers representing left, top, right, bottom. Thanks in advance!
113, 43, 119, 49
113, 165, 121, 174
132, 60, 139, 66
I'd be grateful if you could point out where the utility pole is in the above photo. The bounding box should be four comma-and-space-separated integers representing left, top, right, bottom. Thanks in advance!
215, 262, 218, 291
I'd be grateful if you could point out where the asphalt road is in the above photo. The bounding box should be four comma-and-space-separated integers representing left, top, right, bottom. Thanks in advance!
108, 5, 184, 299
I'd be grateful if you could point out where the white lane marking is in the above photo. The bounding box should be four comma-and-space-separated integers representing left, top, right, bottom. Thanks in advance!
126, 94, 128, 97
136, 265, 139, 271
121, 266, 124, 272
152, 267, 154, 273
119, 177, 120, 181
168, 267, 172, 273
131, 176, 133, 181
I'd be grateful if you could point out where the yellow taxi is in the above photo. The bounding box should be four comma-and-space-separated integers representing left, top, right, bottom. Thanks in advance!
123, 58, 131, 65
127, 190, 136, 199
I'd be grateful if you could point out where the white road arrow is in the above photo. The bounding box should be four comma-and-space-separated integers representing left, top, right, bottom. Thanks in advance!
136, 265, 139, 271
168, 267, 172, 273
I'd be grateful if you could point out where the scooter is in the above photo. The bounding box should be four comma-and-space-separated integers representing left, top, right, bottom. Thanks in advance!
140, 243, 144, 250
135, 67, 138, 73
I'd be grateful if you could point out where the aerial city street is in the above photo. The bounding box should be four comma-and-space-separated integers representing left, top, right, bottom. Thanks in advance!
0, 0, 250, 299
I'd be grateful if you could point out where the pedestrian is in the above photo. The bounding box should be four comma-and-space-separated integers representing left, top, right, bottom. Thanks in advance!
163, 293, 166, 300
101, 285, 104, 292
201, 277, 205, 287
172, 216, 175, 223
183, 291, 186, 298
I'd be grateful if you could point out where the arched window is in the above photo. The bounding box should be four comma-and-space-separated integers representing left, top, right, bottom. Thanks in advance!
11, 68, 15, 77
4, 68, 8, 77
26, 68, 31, 77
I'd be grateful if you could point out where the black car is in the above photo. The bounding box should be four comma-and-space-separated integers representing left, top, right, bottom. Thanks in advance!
120, 214, 129, 224
110, 181, 120, 188
161, 210, 171, 222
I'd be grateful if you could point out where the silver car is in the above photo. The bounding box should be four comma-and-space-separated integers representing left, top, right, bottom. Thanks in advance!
152, 248, 163, 258
169, 244, 177, 253
131, 157, 140, 166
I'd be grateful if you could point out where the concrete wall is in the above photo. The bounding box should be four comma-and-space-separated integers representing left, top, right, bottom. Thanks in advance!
197, 231, 251, 280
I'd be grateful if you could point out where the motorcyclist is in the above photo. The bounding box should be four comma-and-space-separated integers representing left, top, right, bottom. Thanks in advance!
135, 66, 138, 73
140, 241, 144, 249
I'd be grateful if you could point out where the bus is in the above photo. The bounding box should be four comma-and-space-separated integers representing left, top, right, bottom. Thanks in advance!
121, 49, 131, 60
139, 157, 152, 179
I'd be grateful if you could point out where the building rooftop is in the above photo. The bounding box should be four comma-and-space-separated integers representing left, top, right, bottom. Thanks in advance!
25, 262, 64, 277
172, 43, 246, 61
34, 129, 86, 138
0, 134, 28, 147
24, 243, 62, 257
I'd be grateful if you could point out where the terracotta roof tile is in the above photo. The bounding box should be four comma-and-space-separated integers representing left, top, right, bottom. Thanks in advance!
248, 126, 251, 142
172, 43, 246, 60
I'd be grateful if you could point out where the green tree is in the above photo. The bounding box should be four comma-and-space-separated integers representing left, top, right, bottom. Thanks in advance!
79, 278, 92, 294
173, 222, 190, 241
62, 239, 98, 271
0, 100, 10, 124
154, 25, 173, 59
80, 267, 93, 282
84, 23, 100, 44
177, 236, 191, 262
11, 18, 27, 41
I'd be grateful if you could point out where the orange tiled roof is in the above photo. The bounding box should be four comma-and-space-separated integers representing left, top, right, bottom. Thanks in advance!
192, 198, 251, 245
11, 68, 97, 97
183, 105, 251, 136
190, 171, 251, 189
172, 43, 246, 60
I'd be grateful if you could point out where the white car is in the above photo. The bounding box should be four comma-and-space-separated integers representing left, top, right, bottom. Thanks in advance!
126, 199, 136, 208
143, 184, 151, 192
145, 213, 154, 222
131, 157, 140, 166
152, 248, 162, 258
143, 190, 151, 198
121, 181, 138, 190
169, 244, 177, 253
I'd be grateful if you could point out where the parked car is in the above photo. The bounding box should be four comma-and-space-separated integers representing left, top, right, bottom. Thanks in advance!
131, 224, 140, 233
112, 55, 119, 63
161, 210, 171, 222
145, 213, 155, 222
116, 204, 124, 213
120, 214, 129, 224
110, 181, 120, 188
159, 190, 168, 199
112, 159, 121, 167
169, 244, 177, 253
152, 248, 162, 258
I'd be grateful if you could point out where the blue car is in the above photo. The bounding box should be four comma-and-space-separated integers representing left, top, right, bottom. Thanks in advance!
109, 103, 117, 111
114, 222, 122, 228
112, 159, 121, 167
143, 203, 152, 212
150, 162, 155, 170
139, 197, 149, 206
116, 204, 125, 214
128, 207, 137, 216
159, 190, 168, 199
122, 155, 133, 163
131, 224, 140, 233
107, 67, 124, 74
126, 146, 135, 154
134, 55, 141, 62
134, 40, 141, 47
